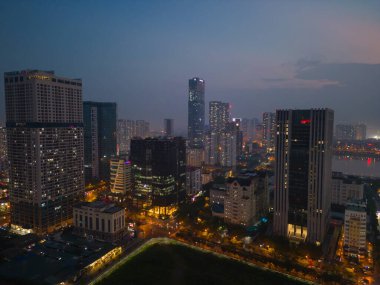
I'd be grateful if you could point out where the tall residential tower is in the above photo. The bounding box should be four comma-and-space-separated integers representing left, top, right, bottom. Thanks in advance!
5, 70, 84, 234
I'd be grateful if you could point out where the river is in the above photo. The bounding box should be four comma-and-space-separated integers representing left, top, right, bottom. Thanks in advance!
332, 156, 380, 178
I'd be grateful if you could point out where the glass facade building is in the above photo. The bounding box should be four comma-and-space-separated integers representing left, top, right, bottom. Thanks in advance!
188, 78, 205, 149
83, 101, 117, 183
130, 137, 186, 216
273, 109, 334, 244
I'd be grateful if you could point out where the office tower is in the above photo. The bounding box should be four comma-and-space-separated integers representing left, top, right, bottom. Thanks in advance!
273, 109, 334, 244
231, 119, 243, 157
188, 77, 205, 149
164, 118, 174, 136
344, 201, 367, 257
354, 124, 366, 140
5, 70, 84, 234
331, 172, 363, 206
335, 124, 355, 140
83, 101, 117, 183
0, 123, 7, 171
262, 112, 276, 152
110, 158, 132, 195
130, 137, 186, 216
135, 120, 150, 138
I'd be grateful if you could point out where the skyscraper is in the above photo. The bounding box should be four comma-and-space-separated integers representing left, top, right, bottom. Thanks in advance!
83, 102, 117, 183
5, 70, 84, 234
206, 101, 232, 166
188, 77, 205, 149
164, 118, 174, 136
117, 119, 129, 155
130, 137, 186, 216
0, 123, 7, 171
273, 109, 334, 244
262, 112, 276, 152
135, 120, 150, 138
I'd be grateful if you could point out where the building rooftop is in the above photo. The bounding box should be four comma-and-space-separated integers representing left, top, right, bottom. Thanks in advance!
227, 176, 254, 186
75, 201, 124, 213
103, 206, 124, 214
0, 229, 116, 284
346, 200, 367, 212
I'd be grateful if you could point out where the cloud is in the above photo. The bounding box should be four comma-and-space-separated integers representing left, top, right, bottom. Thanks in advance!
254, 60, 340, 90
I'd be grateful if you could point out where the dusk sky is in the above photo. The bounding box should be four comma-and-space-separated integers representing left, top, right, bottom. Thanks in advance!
1, 1, 380, 135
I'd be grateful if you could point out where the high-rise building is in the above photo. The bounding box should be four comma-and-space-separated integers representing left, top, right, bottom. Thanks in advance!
135, 120, 150, 138
331, 172, 363, 206
207, 101, 231, 165
335, 123, 366, 140
0, 123, 7, 171
354, 124, 366, 140
209, 101, 230, 133
186, 166, 201, 196
130, 137, 186, 216
335, 124, 355, 140
240, 118, 260, 144
164, 118, 174, 136
186, 148, 204, 167
188, 77, 205, 149
344, 201, 367, 257
262, 112, 276, 152
117, 119, 129, 155
220, 122, 238, 167
83, 102, 117, 183
110, 158, 132, 196
273, 109, 334, 244
5, 70, 84, 234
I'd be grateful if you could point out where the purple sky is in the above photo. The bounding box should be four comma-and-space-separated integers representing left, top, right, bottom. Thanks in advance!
1, 1, 380, 136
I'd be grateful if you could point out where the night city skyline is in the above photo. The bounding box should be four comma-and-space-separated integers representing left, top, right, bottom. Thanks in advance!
1, 1, 380, 136
1, 1, 380, 284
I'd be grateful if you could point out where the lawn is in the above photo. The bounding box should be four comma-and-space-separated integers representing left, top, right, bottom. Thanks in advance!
95, 241, 309, 285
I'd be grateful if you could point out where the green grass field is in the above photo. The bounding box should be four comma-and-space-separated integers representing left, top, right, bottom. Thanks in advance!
95, 242, 309, 285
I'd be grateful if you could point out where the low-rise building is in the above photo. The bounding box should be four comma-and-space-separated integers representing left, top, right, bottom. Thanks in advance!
186, 166, 201, 196
73, 201, 126, 242
224, 173, 268, 226
332, 172, 363, 206
344, 201, 367, 257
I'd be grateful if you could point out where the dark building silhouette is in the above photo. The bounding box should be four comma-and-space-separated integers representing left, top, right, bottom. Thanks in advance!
164, 118, 174, 136
130, 137, 186, 216
83, 101, 117, 183
273, 109, 334, 244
